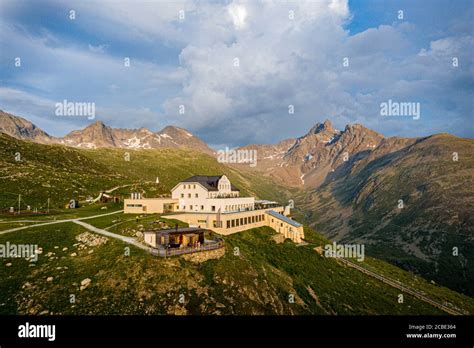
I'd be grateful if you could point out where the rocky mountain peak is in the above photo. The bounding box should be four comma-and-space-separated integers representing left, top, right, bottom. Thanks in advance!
307, 119, 336, 136
0, 110, 52, 143
87, 120, 107, 129
342, 123, 384, 139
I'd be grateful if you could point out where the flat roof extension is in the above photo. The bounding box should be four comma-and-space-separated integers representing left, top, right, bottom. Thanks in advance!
266, 210, 302, 228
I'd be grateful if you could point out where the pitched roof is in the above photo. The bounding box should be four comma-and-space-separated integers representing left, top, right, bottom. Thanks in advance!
266, 210, 302, 228
181, 175, 240, 191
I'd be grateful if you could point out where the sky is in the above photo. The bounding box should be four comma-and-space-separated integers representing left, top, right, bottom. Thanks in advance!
0, 0, 472, 148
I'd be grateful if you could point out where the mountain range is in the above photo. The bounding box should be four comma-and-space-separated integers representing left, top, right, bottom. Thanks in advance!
1, 110, 473, 296
237, 119, 473, 296
237, 119, 386, 188
0, 110, 213, 154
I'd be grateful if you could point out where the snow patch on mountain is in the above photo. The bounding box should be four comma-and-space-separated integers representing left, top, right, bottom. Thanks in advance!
123, 136, 153, 149
77, 142, 97, 149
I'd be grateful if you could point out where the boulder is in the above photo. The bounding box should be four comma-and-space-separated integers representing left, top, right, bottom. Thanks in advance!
80, 278, 91, 291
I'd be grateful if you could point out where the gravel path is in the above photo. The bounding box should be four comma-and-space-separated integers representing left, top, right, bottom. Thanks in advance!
72, 220, 151, 251
0, 210, 124, 235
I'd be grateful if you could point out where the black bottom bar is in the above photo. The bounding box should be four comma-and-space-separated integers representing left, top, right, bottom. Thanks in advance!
0, 315, 473, 346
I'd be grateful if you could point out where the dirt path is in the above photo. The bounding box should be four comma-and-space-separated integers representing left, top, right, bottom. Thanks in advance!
72, 220, 151, 251
0, 210, 124, 235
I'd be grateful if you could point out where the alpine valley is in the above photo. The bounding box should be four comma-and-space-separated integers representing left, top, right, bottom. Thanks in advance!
0, 110, 473, 316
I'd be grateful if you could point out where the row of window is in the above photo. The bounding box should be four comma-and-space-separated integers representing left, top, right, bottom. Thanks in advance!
270, 218, 294, 232
126, 204, 143, 208
177, 205, 216, 211
225, 214, 265, 228
182, 184, 197, 190
176, 203, 253, 212
180, 205, 204, 211
181, 193, 199, 198
180, 192, 240, 199
218, 184, 231, 191
225, 204, 252, 212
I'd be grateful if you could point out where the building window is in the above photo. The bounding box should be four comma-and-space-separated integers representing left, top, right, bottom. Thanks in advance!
181, 193, 184, 198
201, 205, 204, 210
211, 206, 216, 211
231, 220, 235, 227
193, 184, 196, 189
226, 221, 230, 228
236, 219, 240, 226
244, 217, 248, 224
188, 193, 191, 198
189, 205, 192, 210
195, 193, 198, 198
240, 218, 243, 225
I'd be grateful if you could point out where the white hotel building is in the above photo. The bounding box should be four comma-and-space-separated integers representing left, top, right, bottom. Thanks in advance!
124, 175, 304, 243
172, 175, 254, 213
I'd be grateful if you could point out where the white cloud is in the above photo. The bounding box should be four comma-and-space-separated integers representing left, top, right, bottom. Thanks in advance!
88, 44, 107, 53
1, 0, 472, 144
329, 0, 349, 17
228, 3, 248, 30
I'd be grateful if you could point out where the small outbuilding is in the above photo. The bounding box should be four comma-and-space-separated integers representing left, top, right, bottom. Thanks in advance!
143, 227, 223, 257
143, 227, 206, 249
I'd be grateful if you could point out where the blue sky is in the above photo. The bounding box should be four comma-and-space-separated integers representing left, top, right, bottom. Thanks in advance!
0, 0, 472, 148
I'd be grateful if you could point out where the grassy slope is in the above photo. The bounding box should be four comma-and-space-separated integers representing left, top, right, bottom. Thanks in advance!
2, 216, 473, 315
0, 133, 295, 210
